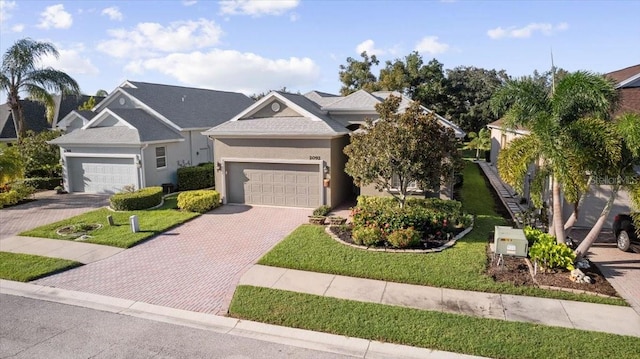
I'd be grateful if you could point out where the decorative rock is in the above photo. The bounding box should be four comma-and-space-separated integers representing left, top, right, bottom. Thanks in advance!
569, 269, 585, 283
582, 275, 593, 284
575, 258, 590, 269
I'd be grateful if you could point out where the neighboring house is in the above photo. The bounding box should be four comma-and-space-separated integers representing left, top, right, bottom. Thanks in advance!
50, 81, 254, 194
203, 89, 465, 208
487, 65, 639, 228
0, 95, 97, 143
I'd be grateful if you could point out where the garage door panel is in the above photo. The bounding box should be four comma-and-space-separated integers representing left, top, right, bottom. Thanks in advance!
227, 162, 321, 208
69, 157, 136, 194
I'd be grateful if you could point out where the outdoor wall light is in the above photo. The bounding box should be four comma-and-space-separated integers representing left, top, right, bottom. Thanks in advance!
323, 164, 330, 173
216, 162, 222, 171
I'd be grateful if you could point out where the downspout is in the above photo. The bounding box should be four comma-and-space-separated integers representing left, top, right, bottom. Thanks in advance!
139, 144, 148, 189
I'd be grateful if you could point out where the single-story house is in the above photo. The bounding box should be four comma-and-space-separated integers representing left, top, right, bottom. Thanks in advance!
0, 95, 98, 143
50, 81, 254, 194
203, 89, 465, 208
486, 64, 640, 228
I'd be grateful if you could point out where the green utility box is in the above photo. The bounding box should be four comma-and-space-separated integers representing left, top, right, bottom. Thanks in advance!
494, 226, 528, 257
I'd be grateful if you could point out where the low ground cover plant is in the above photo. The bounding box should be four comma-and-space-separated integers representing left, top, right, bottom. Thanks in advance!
524, 226, 576, 271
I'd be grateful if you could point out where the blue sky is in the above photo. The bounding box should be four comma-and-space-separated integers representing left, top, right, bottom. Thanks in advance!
1, 0, 639, 99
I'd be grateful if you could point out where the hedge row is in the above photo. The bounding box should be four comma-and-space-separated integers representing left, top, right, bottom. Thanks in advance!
18, 177, 62, 190
110, 186, 163, 211
0, 183, 35, 209
177, 190, 220, 213
177, 163, 214, 191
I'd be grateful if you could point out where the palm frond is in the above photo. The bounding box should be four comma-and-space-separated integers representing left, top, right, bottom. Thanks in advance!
552, 71, 619, 124
24, 68, 80, 95
23, 84, 56, 122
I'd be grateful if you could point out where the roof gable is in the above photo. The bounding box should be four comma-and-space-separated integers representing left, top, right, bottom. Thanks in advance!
321, 90, 381, 111
607, 64, 640, 85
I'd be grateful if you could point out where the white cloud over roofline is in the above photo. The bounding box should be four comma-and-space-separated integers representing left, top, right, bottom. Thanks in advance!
97, 19, 223, 58
414, 36, 450, 55
37, 4, 73, 29
102, 6, 123, 21
487, 22, 569, 39
135, 49, 320, 95
219, 0, 299, 16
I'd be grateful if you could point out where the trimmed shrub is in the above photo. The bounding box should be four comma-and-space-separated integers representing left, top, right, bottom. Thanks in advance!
177, 190, 220, 213
352, 226, 383, 246
177, 163, 214, 191
0, 190, 21, 208
387, 227, 422, 249
313, 205, 331, 216
110, 186, 163, 211
19, 177, 62, 190
0, 183, 35, 208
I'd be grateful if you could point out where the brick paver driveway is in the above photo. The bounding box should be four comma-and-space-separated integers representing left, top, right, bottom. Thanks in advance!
573, 229, 640, 315
0, 192, 109, 238
35, 205, 309, 315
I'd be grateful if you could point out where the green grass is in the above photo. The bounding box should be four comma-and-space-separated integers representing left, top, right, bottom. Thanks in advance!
19, 196, 198, 248
229, 286, 640, 359
0, 252, 81, 281
258, 162, 626, 306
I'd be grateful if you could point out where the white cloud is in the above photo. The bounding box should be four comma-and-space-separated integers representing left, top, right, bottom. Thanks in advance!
220, 0, 299, 16
102, 6, 123, 21
414, 36, 450, 55
487, 22, 569, 39
0, 0, 16, 24
356, 39, 386, 56
183, 0, 197, 5
10, 23, 23, 32
135, 49, 320, 95
289, 12, 299, 22
39, 44, 99, 76
37, 4, 73, 29
97, 19, 223, 58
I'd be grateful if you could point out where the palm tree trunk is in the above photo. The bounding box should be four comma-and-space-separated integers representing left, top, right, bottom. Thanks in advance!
564, 176, 593, 236
574, 184, 620, 259
552, 176, 566, 243
9, 97, 25, 142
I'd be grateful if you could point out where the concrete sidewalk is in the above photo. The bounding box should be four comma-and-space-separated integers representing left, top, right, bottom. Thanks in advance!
240, 264, 640, 338
0, 236, 123, 264
0, 280, 488, 359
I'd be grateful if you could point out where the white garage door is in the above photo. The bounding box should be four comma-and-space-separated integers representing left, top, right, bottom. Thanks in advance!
226, 162, 321, 208
68, 157, 137, 194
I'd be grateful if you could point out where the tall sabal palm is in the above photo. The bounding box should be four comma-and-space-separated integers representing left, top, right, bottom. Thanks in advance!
463, 128, 491, 160
0, 38, 80, 141
491, 71, 618, 243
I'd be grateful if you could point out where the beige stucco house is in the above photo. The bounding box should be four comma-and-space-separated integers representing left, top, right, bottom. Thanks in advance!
486, 65, 640, 228
50, 81, 253, 194
203, 89, 465, 208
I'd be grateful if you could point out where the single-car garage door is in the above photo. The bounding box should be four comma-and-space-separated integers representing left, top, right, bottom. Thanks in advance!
226, 162, 321, 208
68, 157, 137, 194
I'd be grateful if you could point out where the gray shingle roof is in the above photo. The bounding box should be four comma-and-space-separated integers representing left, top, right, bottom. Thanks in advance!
205, 92, 349, 137
122, 81, 254, 129
51, 108, 184, 145
304, 91, 342, 107
204, 117, 348, 137
320, 90, 381, 111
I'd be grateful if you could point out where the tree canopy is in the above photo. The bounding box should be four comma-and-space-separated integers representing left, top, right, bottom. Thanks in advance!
344, 95, 460, 207
337, 52, 508, 133
0, 38, 80, 141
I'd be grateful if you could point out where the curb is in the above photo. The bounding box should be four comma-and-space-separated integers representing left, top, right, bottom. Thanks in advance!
0, 279, 487, 359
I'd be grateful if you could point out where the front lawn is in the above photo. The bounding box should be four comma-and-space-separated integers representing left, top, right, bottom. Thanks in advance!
258, 163, 626, 306
229, 286, 639, 359
19, 194, 198, 248
0, 252, 81, 282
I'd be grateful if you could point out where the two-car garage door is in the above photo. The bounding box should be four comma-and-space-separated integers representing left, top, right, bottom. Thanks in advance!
226, 162, 321, 208
68, 157, 137, 194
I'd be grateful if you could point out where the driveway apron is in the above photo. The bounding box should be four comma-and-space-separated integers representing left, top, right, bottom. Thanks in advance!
0, 192, 109, 238
34, 205, 310, 315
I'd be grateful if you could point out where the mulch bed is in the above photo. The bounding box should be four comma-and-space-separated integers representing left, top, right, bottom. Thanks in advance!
485, 245, 619, 297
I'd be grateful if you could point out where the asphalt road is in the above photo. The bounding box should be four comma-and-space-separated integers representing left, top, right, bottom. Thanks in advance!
0, 294, 354, 359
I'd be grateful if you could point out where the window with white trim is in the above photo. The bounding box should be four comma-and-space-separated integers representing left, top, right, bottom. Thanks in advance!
155, 146, 166, 169
391, 173, 419, 191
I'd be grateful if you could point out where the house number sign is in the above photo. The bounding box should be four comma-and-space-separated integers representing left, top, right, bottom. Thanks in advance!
309, 155, 321, 160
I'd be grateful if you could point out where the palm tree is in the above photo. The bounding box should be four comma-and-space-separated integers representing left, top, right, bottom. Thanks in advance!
573, 113, 640, 258
490, 71, 618, 243
0, 38, 80, 141
463, 128, 491, 160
